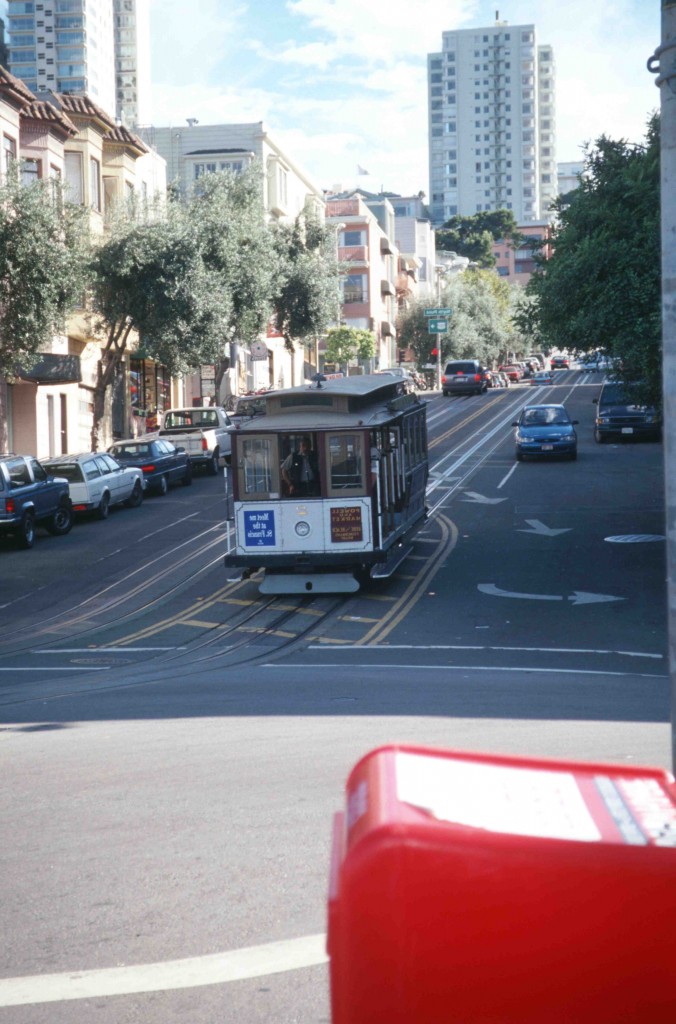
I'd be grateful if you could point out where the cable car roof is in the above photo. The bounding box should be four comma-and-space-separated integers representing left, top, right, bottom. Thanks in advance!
232, 374, 423, 433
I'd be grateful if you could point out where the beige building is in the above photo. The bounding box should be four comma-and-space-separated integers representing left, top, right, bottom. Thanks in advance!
0, 69, 167, 457
139, 120, 327, 398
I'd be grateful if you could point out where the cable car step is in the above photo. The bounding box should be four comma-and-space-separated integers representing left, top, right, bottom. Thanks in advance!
260, 572, 360, 595
370, 543, 413, 579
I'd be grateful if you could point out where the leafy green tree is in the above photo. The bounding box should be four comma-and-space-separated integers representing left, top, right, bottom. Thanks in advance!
436, 209, 523, 268
397, 300, 445, 367
0, 170, 89, 379
324, 325, 375, 373
510, 289, 546, 359
272, 211, 342, 354
88, 168, 276, 448
398, 270, 513, 370
528, 115, 660, 403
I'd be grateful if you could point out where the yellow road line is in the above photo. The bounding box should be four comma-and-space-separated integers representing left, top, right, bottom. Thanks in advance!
355, 514, 458, 646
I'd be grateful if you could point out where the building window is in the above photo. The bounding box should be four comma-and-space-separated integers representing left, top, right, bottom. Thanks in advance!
342, 229, 365, 247
21, 158, 41, 185
89, 156, 101, 211
342, 274, 368, 304
3, 135, 17, 174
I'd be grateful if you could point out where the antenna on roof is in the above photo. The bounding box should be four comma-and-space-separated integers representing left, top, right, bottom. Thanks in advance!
186, 118, 199, 128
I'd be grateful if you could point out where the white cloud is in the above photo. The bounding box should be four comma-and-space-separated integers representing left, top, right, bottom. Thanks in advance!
147, 0, 660, 199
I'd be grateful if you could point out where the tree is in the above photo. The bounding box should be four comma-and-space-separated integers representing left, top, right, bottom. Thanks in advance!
0, 170, 89, 379
528, 115, 661, 404
88, 168, 276, 448
510, 289, 546, 358
272, 211, 341, 354
324, 325, 375, 373
398, 270, 513, 369
435, 209, 523, 268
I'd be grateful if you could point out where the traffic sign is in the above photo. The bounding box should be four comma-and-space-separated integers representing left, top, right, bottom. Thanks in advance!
428, 318, 448, 333
423, 307, 452, 317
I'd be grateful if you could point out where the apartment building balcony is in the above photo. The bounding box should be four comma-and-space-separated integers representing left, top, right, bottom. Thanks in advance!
380, 237, 396, 256
338, 245, 369, 265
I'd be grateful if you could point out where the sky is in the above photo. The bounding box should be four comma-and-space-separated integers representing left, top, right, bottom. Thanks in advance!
143, 2, 662, 196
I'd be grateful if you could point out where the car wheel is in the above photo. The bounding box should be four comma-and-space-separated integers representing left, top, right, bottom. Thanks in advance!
569, 450, 578, 461
97, 492, 110, 520
125, 480, 144, 508
207, 449, 220, 476
46, 501, 73, 536
155, 474, 169, 496
515, 451, 524, 462
182, 462, 193, 486
594, 429, 606, 444
16, 512, 35, 549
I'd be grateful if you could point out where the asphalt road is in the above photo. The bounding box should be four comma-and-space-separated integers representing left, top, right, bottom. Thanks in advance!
0, 372, 671, 1023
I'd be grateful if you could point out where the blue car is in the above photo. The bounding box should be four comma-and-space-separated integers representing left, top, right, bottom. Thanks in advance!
513, 404, 578, 461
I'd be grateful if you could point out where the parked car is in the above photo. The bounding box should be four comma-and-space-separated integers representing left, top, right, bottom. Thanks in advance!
158, 405, 233, 474
107, 438, 192, 494
375, 368, 416, 392
551, 355, 570, 370
0, 453, 73, 548
592, 382, 661, 443
441, 360, 488, 396
228, 394, 270, 428
531, 369, 555, 386
512, 404, 578, 461
499, 364, 523, 382
43, 452, 144, 519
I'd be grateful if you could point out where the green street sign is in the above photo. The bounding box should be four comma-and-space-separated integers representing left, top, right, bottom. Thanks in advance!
424, 307, 452, 317
428, 318, 448, 333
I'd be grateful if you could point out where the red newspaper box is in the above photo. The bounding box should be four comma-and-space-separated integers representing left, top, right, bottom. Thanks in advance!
327, 744, 676, 1023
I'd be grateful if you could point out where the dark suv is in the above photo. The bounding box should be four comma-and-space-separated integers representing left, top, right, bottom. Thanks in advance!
0, 454, 73, 548
441, 360, 488, 396
593, 382, 662, 443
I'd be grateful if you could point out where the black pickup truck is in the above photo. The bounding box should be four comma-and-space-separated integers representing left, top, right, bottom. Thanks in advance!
0, 454, 73, 549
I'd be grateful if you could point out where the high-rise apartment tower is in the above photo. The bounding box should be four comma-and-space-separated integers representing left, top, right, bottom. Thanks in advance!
113, 0, 150, 127
427, 21, 556, 226
7, 0, 116, 116
6, 0, 150, 126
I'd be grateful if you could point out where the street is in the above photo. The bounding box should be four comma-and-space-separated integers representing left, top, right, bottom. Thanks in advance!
0, 372, 670, 1023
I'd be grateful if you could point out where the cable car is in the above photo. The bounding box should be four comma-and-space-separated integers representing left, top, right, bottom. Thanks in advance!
223, 373, 429, 593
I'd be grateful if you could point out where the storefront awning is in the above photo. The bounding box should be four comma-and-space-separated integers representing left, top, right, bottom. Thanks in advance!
15, 354, 81, 385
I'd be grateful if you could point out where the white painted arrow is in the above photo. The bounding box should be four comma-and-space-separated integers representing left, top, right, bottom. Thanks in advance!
478, 583, 624, 605
517, 519, 572, 537
462, 491, 508, 505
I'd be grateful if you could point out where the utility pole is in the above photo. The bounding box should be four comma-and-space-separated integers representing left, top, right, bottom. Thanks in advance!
649, 1, 676, 769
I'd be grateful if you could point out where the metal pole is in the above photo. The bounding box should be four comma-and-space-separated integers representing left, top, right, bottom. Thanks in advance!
649, 1, 676, 769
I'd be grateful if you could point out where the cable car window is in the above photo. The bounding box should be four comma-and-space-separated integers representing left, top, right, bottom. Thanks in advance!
326, 433, 365, 495
237, 436, 280, 498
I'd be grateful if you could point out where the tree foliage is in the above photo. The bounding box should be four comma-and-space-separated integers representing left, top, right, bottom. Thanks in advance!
398, 269, 513, 368
88, 168, 276, 447
272, 211, 341, 353
324, 325, 375, 371
528, 115, 661, 403
436, 209, 522, 268
0, 170, 89, 378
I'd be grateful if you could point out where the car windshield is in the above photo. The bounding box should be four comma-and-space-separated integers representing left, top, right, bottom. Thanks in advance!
600, 384, 633, 405
522, 408, 570, 426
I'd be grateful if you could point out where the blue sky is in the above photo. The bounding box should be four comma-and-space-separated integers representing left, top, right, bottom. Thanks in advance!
7, 0, 658, 198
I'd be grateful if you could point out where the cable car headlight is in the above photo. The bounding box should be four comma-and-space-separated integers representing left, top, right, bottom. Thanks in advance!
295, 520, 311, 538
